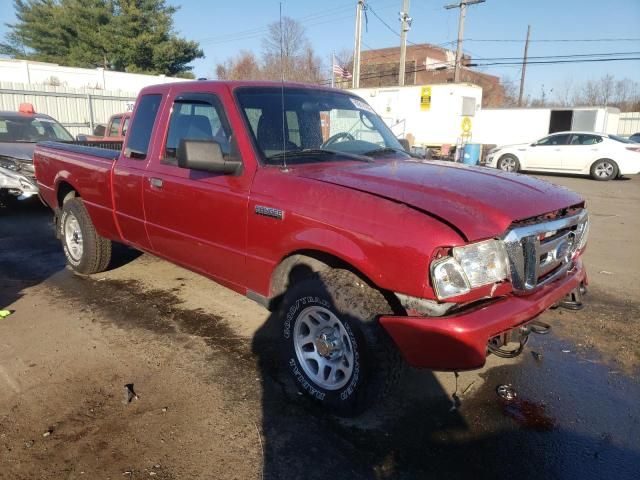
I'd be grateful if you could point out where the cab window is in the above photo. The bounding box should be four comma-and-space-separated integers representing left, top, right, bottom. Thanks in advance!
124, 94, 162, 159
163, 93, 232, 165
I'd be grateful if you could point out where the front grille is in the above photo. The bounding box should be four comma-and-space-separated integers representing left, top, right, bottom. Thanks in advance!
503, 210, 588, 294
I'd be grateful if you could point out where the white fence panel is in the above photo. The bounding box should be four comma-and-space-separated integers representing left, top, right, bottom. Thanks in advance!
0, 82, 136, 137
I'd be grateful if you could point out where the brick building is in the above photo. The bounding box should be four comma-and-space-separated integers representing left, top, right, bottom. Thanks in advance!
359, 43, 505, 107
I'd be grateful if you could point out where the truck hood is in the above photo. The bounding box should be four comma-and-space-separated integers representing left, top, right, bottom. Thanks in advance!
292, 159, 583, 241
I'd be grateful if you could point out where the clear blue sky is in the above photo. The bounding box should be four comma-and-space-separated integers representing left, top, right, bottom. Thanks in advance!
1, 0, 639, 99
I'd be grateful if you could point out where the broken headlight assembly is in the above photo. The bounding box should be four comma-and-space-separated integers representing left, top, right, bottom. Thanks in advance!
431, 239, 510, 300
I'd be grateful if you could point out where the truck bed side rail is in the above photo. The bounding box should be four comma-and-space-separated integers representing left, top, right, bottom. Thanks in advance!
37, 141, 122, 160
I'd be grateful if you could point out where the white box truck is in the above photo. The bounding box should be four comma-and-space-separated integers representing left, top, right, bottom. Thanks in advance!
474, 107, 621, 147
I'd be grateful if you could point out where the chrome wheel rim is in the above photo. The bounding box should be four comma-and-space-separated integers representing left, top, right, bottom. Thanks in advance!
64, 213, 83, 261
293, 306, 355, 391
500, 157, 516, 172
595, 161, 614, 178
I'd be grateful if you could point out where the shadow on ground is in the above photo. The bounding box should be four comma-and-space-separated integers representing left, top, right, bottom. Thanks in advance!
251, 283, 640, 480
0, 199, 63, 308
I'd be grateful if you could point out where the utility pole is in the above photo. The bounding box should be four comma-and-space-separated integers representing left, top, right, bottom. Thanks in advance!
518, 24, 531, 107
444, 0, 485, 83
398, 0, 411, 86
352, 0, 365, 88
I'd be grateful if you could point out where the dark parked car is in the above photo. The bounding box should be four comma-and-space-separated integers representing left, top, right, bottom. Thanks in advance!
0, 103, 74, 200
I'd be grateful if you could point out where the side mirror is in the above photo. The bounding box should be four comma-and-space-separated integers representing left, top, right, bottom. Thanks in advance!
530, 143, 537, 147
177, 139, 242, 174
398, 138, 410, 152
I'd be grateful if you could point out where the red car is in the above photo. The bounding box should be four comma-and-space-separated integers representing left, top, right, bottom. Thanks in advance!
34, 81, 589, 414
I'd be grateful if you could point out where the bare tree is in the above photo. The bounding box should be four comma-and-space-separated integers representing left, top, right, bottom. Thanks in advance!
554, 77, 574, 107
261, 16, 312, 81
498, 77, 526, 107
262, 16, 309, 62
216, 50, 262, 80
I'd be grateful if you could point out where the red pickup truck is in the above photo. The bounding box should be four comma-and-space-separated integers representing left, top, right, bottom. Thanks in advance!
34, 81, 589, 414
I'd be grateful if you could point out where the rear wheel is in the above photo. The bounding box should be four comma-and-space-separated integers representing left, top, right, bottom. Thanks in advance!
60, 196, 112, 274
279, 269, 403, 415
497, 154, 520, 173
590, 159, 618, 181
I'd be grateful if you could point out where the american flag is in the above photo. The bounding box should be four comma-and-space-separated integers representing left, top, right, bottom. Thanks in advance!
333, 63, 353, 79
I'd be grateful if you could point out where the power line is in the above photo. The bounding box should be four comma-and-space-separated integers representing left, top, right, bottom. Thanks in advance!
472, 51, 640, 61
465, 37, 640, 43
198, 1, 398, 46
367, 5, 401, 38
471, 57, 640, 67
319, 55, 640, 86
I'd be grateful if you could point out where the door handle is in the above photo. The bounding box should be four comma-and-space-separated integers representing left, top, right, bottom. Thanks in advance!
149, 177, 163, 189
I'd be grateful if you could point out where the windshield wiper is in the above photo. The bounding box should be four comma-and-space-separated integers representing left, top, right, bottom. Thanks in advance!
266, 149, 372, 163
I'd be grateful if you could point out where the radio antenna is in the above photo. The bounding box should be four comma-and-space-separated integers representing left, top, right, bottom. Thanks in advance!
279, 2, 288, 171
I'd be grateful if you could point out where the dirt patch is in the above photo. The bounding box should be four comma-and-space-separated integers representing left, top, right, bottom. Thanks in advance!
542, 288, 640, 374
0, 276, 263, 480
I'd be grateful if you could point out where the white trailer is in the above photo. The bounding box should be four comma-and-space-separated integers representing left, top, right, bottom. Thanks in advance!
474, 106, 620, 146
349, 83, 483, 155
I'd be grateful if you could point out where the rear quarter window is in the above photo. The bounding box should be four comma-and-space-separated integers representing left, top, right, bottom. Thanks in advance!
124, 94, 162, 159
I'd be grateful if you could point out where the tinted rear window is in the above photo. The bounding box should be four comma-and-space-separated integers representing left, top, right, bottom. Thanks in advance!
124, 94, 162, 159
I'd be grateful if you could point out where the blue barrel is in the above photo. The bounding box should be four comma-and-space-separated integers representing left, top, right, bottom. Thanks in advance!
462, 143, 481, 165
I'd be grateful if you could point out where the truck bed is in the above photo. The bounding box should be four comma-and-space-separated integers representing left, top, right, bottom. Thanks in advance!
34, 141, 122, 240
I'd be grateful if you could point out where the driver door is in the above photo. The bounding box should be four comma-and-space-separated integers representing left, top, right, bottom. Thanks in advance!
142, 85, 254, 290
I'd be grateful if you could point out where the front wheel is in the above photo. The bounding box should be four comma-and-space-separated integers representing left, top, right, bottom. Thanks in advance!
279, 269, 402, 415
60, 196, 112, 274
590, 159, 618, 181
497, 154, 520, 173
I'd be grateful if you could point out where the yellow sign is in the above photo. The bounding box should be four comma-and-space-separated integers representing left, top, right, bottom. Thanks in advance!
461, 116, 472, 134
420, 86, 432, 111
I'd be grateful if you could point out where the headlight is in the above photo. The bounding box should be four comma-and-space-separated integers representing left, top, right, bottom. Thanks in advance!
431, 239, 509, 300
576, 217, 589, 252
431, 257, 471, 299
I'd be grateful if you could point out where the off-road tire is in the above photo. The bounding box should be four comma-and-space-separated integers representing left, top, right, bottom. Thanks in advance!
279, 268, 403, 416
60, 196, 111, 274
590, 158, 618, 181
497, 154, 520, 173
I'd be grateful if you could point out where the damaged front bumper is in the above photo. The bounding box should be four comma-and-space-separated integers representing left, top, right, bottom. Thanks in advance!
381, 259, 586, 371
0, 166, 39, 199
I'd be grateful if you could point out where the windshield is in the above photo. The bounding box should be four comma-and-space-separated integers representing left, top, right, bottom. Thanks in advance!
235, 87, 409, 164
0, 115, 74, 143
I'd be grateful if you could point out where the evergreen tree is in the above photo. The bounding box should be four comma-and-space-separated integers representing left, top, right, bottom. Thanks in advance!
0, 0, 203, 77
